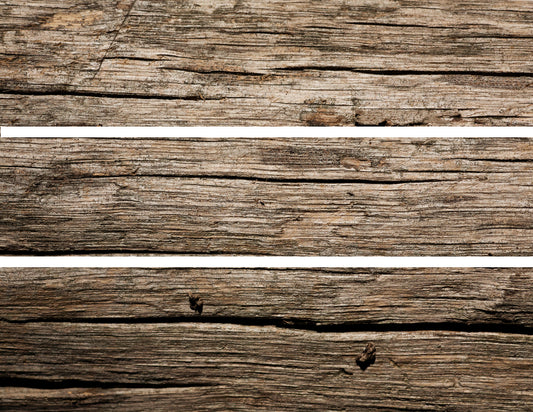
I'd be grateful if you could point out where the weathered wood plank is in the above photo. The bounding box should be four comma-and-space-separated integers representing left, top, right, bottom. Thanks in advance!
1, 137, 532, 255
2, 137, 533, 180
2, 387, 243, 412
1, 268, 531, 328
1, 73, 532, 126
1, 0, 532, 125
1, 323, 531, 410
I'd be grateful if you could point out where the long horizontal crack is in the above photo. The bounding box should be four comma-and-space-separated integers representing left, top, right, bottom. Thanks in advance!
2, 317, 531, 335
160, 66, 265, 77
274, 66, 533, 77
345, 21, 454, 29
103, 55, 266, 77
456, 158, 533, 163
0, 68, 530, 102
0, 377, 217, 390
1, 166, 527, 174
49, 173, 454, 185
85, 61, 533, 78
0, 88, 220, 101
0, 248, 522, 256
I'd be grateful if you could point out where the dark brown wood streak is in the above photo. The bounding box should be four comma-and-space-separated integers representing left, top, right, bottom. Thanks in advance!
1, 0, 532, 125
1, 137, 532, 255
1, 267, 532, 411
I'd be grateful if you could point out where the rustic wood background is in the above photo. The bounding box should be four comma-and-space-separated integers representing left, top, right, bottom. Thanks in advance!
1, 0, 532, 126
1, 267, 532, 410
1, 137, 532, 255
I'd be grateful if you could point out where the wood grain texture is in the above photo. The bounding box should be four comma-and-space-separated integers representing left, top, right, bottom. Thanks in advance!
2, 267, 531, 410
1, 137, 532, 255
1, 0, 532, 125
1, 323, 532, 411
1, 268, 532, 328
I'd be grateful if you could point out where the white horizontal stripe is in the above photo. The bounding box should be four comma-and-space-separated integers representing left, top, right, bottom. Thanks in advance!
0, 256, 531, 268
2, 126, 532, 138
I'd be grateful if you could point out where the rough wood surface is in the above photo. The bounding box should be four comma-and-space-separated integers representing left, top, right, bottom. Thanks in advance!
2, 267, 531, 410
1, 323, 532, 411
1, 268, 532, 328
1, 0, 532, 125
1, 137, 532, 255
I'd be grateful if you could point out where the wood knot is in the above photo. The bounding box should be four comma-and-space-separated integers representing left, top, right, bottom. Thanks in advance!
188, 292, 203, 315
355, 342, 376, 371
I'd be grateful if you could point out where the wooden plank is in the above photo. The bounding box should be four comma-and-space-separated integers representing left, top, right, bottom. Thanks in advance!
2, 387, 241, 412
1, 322, 531, 410
1, 137, 532, 255
1, 73, 532, 126
1, 268, 532, 328
1, 0, 532, 125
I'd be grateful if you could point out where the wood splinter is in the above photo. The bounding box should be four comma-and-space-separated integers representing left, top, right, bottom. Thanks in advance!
188, 292, 204, 315
356, 342, 376, 371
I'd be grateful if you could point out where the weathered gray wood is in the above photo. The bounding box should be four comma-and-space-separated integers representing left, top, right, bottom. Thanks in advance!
1, 0, 532, 125
1, 268, 532, 327
1, 323, 531, 411
1, 137, 532, 255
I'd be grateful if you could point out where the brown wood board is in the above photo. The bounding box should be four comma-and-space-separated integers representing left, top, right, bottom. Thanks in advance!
1, 0, 532, 125
1, 322, 531, 411
1, 268, 532, 328
1, 137, 532, 255
1, 265, 532, 411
